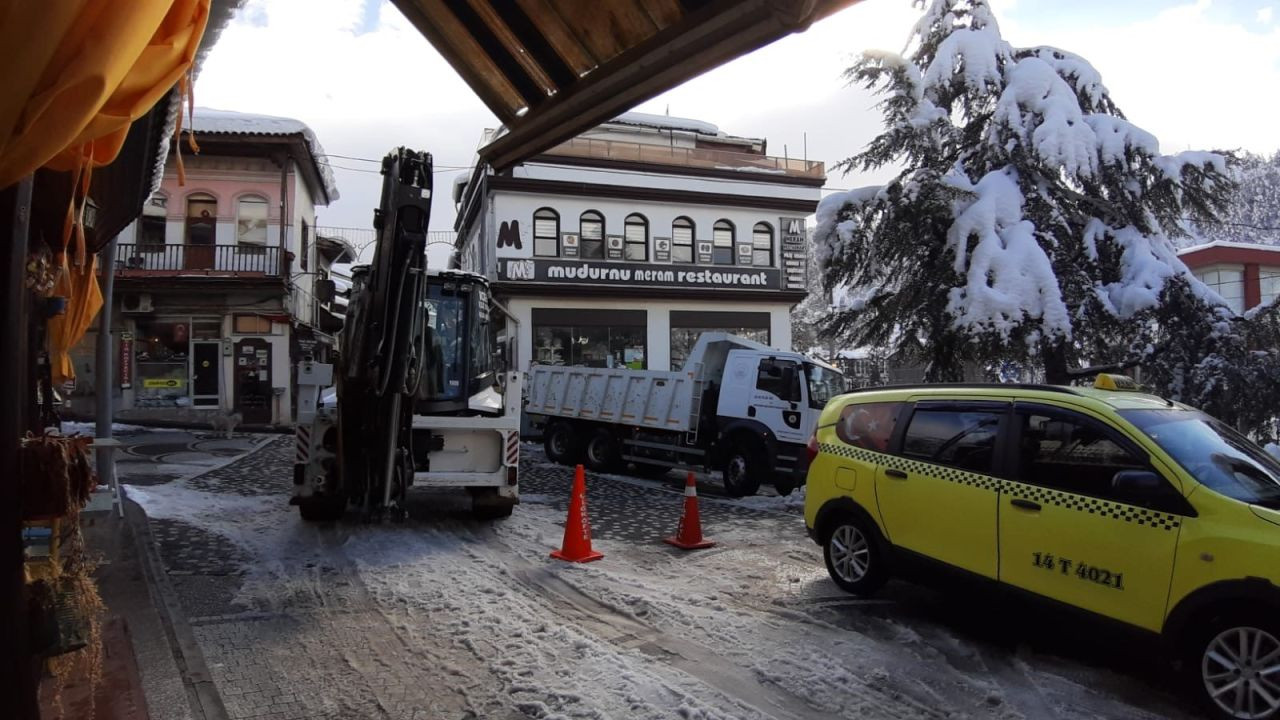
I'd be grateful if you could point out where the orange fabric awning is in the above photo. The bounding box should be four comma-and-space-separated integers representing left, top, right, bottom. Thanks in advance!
48, 259, 104, 387
0, 0, 211, 191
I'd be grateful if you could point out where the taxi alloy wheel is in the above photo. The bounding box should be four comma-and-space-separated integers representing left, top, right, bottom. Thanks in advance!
1201, 625, 1280, 720
830, 525, 870, 582
823, 515, 887, 595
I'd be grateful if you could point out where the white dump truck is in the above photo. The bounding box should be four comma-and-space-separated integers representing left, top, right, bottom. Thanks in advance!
526, 333, 846, 496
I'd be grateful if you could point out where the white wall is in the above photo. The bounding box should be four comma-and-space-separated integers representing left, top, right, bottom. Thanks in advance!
490, 191, 803, 270
515, 163, 818, 204
506, 295, 792, 372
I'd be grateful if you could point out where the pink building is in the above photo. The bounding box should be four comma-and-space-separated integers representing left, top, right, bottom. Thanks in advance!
68, 109, 349, 427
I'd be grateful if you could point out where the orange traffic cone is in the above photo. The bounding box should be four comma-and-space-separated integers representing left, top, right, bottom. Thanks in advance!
551, 464, 604, 563
664, 472, 715, 550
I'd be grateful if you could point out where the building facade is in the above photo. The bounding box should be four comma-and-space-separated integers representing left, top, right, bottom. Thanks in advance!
453, 113, 823, 376
1178, 240, 1280, 315
65, 108, 346, 427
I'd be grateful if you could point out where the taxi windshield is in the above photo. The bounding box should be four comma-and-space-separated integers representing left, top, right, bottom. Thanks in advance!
805, 363, 846, 410
1120, 408, 1280, 509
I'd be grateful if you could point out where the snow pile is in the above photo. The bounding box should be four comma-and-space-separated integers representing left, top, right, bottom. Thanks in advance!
60, 421, 153, 436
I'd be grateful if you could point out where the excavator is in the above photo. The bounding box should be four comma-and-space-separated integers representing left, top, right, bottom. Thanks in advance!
292, 148, 521, 522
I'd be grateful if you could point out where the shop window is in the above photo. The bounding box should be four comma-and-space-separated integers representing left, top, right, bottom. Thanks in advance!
532, 308, 646, 369
673, 217, 695, 264
1195, 267, 1244, 314
1261, 269, 1280, 308
233, 314, 273, 334
186, 193, 217, 245
236, 195, 269, 249
580, 210, 604, 259
624, 214, 648, 261
669, 310, 771, 370
713, 219, 734, 265
133, 317, 190, 408
534, 208, 560, 257
752, 222, 773, 267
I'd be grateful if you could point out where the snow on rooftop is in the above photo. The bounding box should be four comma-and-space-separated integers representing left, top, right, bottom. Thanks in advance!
1177, 239, 1280, 255
189, 107, 340, 203
610, 111, 721, 136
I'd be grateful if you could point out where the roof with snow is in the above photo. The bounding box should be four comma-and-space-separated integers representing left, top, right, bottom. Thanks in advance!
1177, 239, 1280, 256
609, 112, 722, 136
186, 107, 340, 204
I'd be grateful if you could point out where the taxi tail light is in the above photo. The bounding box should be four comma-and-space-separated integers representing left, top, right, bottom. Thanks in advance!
806, 433, 820, 464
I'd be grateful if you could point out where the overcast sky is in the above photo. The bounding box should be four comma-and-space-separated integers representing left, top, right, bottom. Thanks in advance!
195, 0, 1280, 258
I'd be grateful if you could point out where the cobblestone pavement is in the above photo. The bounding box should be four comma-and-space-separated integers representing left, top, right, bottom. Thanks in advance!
119, 436, 1197, 720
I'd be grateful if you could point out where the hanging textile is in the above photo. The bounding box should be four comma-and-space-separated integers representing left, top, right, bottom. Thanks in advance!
0, 0, 211, 191
47, 257, 103, 386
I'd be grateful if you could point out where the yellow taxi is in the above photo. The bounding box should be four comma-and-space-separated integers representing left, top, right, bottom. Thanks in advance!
804, 376, 1280, 720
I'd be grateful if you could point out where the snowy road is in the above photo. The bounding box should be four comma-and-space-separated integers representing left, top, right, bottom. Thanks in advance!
120, 436, 1201, 720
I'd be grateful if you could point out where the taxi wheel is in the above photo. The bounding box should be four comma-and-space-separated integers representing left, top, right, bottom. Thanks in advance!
823, 515, 887, 595
1187, 612, 1280, 720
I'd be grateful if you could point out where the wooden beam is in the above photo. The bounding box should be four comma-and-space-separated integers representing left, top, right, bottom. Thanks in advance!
450, 1, 551, 105
499, 0, 578, 90
390, 0, 524, 122
482, 0, 860, 170
513, 0, 598, 73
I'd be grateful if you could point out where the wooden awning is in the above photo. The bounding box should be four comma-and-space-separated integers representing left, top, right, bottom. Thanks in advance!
391, 0, 859, 170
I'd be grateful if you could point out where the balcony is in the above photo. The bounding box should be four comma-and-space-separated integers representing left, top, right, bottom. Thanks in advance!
113, 244, 282, 278
541, 137, 825, 179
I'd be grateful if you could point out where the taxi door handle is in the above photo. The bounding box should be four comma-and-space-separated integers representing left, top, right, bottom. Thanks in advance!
1010, 498, 1041, 512
885, 468, 907, 480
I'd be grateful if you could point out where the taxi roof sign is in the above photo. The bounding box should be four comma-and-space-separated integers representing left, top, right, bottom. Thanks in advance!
1093, 373, 1140, 391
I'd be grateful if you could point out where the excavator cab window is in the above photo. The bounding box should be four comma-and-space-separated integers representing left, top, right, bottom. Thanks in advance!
415, 275, 495, 412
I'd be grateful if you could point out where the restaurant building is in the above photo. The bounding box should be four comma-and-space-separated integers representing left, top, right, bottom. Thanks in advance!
453, 113, 823, 375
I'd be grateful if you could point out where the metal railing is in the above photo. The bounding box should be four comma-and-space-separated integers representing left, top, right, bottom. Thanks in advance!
316, 227, 458, 259
113, 243, 282, 276
542, 137, 825, 178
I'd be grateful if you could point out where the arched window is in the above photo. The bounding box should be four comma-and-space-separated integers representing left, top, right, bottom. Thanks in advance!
712, 219, 735, 265
534, 207, 560, 257
580, 210, 604, 259
672, 217, 695, 264
624, 213, 648, 261
185, 193, 217, 245
236, 194, 269, 247
751, 222, 773, 267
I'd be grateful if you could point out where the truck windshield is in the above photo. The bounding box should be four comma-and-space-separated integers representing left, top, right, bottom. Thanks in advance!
1120, 408, 1280, 509
805, 363, 846, 410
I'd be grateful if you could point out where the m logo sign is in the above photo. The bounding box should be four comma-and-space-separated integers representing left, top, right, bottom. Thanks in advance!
497, 220, 522, 250
786, 218, 804, 235
505, 259, 535, 280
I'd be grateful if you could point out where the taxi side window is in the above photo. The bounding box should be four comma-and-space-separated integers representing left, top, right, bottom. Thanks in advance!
836, 401, 904, 453
901, 408, 1001, 473
1016, 411, 1146, 499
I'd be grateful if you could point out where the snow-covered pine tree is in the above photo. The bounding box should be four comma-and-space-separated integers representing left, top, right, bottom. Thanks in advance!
815, 0, 1238, 385
1194, 151, 1280, 247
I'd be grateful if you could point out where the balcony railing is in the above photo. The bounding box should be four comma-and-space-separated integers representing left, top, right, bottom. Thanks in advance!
113, 243, 282, 277
542, 137, 825, 179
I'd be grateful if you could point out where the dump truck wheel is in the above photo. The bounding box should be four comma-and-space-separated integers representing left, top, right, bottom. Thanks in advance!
585, 429, 621, 472
721, 442, 762, 497
298, 496, 345, 522
544, 422, 581, 465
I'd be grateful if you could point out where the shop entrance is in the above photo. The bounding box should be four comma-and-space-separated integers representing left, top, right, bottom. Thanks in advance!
191, 342, 220, 408
233, 338, 272, 424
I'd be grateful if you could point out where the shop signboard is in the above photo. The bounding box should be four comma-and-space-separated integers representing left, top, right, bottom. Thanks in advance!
120, 332, 133, 389
499, 258, 781, 290
143, 378, 185, 389
561, 232, 580, 259
653, 237, 671, 263
779, 216, 808, 291
605, 235, 624, 261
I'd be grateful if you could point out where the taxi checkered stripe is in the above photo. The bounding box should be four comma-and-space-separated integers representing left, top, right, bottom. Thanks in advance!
818, 442, 1182, 532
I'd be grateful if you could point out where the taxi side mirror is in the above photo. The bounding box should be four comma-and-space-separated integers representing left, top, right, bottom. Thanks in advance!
1112, 470, 1163, 494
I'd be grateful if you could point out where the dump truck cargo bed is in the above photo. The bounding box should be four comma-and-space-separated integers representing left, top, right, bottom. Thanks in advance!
526, 365, 699, 433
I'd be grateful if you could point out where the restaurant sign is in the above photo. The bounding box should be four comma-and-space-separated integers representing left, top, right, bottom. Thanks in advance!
499, 259, 781, 290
